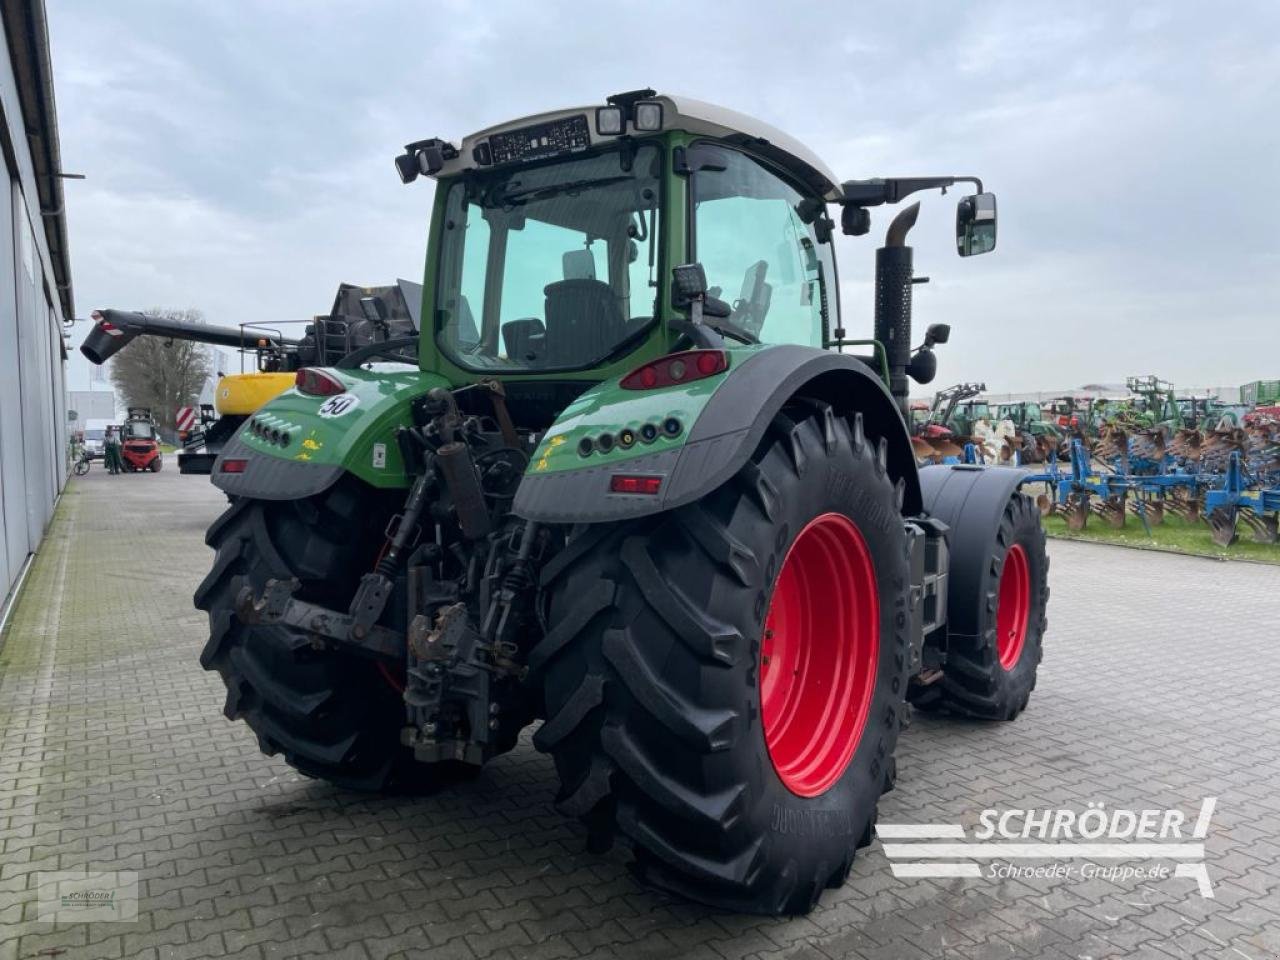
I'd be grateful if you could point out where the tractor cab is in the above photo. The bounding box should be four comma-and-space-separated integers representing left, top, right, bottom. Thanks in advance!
413, 93, 844, 395
997, 400, 1059, 437
951, 398, 993, 435
399, 90, 995, 423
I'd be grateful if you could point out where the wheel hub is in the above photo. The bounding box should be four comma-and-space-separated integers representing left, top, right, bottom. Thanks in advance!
759, 512, 879, 798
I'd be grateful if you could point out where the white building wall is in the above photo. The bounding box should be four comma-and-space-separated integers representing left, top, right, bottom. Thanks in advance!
0, 6, 72, 607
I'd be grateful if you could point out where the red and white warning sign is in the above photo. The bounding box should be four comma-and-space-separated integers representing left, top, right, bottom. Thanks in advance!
176, 406, 196, 432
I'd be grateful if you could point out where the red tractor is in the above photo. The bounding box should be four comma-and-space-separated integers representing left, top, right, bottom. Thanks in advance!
119, 407, 163, 472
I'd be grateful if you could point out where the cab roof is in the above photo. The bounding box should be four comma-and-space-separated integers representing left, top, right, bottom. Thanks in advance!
433, 92, 842, 200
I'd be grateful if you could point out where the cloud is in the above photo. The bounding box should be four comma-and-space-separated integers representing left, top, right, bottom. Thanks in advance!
50, 0, 1280, 395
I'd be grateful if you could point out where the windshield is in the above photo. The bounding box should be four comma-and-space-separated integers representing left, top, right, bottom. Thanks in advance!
84, 429, 105, 440
434, 144, 662, 372
124, 421, 155, 440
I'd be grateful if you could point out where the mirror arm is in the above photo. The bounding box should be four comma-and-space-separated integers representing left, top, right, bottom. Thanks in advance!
840, 175, 984, 208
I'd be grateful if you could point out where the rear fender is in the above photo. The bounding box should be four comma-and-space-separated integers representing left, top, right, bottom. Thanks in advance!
211, 367, 448, 501
513, 344, 921, 523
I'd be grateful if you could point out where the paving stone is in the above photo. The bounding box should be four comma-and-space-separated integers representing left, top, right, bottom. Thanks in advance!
3, 457, 1278, 960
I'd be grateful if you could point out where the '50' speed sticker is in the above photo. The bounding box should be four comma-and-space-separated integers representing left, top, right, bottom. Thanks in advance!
318, 394, 360, 418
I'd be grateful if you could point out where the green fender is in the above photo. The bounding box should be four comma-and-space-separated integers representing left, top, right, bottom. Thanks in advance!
211, 366, 450, 500
514, 344, 921, 523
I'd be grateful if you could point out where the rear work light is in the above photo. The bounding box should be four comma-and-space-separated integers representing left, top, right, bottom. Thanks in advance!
610, 474, 663, 495
620, 350, 729, 390
295, 367, 346, 397
220, 458, 248, 474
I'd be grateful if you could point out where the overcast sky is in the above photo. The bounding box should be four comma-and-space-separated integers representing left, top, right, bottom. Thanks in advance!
51, 0, 1279, 395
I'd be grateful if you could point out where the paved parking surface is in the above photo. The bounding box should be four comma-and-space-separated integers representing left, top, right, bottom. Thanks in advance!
2, 467, 1279, 960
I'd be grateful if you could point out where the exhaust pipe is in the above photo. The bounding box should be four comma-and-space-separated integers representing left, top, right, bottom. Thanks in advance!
874, 202, 920, 420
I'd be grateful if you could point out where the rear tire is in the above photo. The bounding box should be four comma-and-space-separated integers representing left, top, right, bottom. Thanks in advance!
150, 457, 162, 472
910, 493, 1047, 720
194, 479, 451, 791
535, 402, 911, 915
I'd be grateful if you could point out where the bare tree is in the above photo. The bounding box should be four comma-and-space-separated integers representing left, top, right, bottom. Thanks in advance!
108, 308, 213, 438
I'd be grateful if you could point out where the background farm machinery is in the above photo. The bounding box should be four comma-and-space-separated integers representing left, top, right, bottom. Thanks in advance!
1023, 416, 1280, 545
910, 380, 986, 462
913, 385, 1060, 467
930, 374, 1280, 547
81, 281, 421, 473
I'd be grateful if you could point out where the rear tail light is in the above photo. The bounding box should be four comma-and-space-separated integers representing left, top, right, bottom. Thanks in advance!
220, 458, 248, 474
621, 350, 729, 390
295, 367, 346, 397
610, 474, 662, 495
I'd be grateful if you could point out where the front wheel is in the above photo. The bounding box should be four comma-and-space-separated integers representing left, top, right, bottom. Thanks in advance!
74, 458, 90, 476
910, 492, 1048, 719
149, 457, 162, 472
535, 401, 910, 914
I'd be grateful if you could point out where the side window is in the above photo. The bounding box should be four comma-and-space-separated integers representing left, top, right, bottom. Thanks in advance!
438, 186, 487, 350
694, 151, 830, 347
455, 210, 488, 348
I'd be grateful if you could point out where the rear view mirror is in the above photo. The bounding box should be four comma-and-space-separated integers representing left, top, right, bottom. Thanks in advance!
956, 192, 997, 256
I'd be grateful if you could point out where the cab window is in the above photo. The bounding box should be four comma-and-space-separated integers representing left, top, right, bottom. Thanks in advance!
692, 149, 836, 347
435, 144, 662, 372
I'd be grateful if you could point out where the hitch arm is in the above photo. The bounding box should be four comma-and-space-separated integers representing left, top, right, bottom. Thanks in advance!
235, 579, 403, 660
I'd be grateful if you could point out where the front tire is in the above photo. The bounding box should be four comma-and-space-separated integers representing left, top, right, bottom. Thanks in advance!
535, 402, 910, 914
910, 493, 1048, 719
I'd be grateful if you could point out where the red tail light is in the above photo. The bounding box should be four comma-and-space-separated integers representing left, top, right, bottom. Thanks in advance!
621, 350, 729, 390
295, 367, 346, 397
220, 458, 248, 474
610, 474, 663, 495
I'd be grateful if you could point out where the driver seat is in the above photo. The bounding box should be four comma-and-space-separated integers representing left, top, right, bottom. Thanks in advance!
543, 279, 625, 367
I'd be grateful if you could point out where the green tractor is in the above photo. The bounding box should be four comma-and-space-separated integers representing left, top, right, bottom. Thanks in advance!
191, 91, 1048, 915
995, 400, 1062, 462
949, 396, 995, 437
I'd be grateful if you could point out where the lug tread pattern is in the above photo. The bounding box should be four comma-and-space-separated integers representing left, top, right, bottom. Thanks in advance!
602, 628, 736, 751
538, 405, 909, 915
532, 674, 605, 750
620, 537, 741, 666
602, 723, 744, 829
196, 479, 452, 792
526, 578, 618, 674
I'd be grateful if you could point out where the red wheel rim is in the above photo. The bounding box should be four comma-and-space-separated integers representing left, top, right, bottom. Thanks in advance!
759, 512, 879, 798
996, 543, 1030, 670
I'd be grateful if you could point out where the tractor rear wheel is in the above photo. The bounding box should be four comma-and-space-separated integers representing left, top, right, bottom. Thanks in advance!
194, 479, 449, 790
910, 493, 1047, 720
535, 401, 910, 915
150, 457, 162, 472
